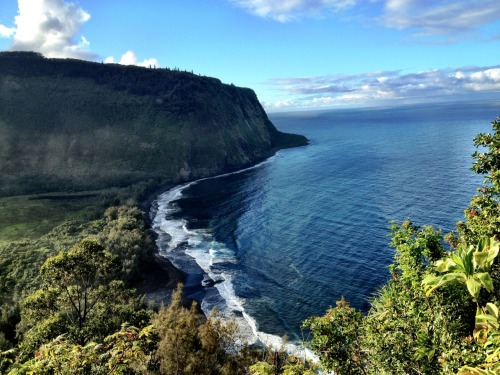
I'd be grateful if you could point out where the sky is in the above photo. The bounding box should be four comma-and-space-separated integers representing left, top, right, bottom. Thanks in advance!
0, 0, 499, 112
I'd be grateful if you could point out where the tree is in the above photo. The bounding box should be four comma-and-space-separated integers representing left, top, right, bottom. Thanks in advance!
422, 236, 500, 374
419, 117, 500, 373
248, 334, 316, 375
389, 220, 445, 287
305, 220, 479, 374
363, 222, 481, 374
98, 206, 155, 285
153, 284, 247, 375
153, 284, 200, 375
303, 296, 366, 374
17, 239, 147, 359
459, 117, 500, 245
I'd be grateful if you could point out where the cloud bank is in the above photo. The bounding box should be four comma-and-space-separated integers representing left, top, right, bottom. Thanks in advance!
0, 0, 157, 66
379, 0, 500, 36
230, 0, 356, 22
0, 25, 16, 38
263, 66, 500, 110
232, 0, 500, 38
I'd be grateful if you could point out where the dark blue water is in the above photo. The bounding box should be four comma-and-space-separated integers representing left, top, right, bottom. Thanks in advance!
152, 101, 499, 345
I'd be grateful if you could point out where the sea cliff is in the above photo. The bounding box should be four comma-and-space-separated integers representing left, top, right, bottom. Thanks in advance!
0, 51, 307, 197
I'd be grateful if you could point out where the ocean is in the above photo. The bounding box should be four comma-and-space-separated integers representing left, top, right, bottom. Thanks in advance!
151, 100, 500, 348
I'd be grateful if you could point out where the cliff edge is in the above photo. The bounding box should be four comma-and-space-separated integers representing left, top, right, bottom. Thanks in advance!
0, 52, 307, 196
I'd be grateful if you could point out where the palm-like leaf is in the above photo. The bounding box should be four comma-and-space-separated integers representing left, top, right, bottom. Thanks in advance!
422, 236, 500, 301
474, 237, 500, 271
423, 273, 465, 297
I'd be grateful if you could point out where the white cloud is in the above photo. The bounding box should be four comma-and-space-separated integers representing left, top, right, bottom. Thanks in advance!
378, 0, 500, 35
5, 0, 96, 59
104, 50, 159, 68
470, 68, 500, 82
1, 1, 159, 66
230, 0, 356, 22
263, 66, 500, 110
0, 25, 15, 38
231, 0, 500, 38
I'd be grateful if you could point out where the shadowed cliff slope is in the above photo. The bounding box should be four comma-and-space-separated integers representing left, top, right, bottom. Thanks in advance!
0, 52, 307, 196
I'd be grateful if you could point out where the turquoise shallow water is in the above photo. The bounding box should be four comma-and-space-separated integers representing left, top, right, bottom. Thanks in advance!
152, 101, 500, 344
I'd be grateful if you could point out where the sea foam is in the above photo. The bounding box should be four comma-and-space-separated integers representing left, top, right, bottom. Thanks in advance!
151, 158, 316, 359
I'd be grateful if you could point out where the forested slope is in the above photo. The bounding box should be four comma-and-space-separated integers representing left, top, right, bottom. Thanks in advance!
0, 51, 307, 196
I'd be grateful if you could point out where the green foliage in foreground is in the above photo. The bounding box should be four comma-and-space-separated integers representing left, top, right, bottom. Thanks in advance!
0, 201, 156, 352
153, 284, 245, 375
2, 277, 315, 374
303, 297, 365, 374
2, 324, 158, 375
16, 239, 149, 359
0, 211, 313, 374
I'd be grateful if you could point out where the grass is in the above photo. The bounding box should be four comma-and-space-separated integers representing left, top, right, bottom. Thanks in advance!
0, 193, 107, 244
0, 175, 169, 245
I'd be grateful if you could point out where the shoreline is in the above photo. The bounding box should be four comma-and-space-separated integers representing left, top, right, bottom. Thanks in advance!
138, 182, 208, 308
137, 162, 276, 308
139, 154, 295, 346
136, 139, 309, 309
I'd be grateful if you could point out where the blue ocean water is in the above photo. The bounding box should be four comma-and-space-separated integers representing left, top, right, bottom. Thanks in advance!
152, 101, 500, 346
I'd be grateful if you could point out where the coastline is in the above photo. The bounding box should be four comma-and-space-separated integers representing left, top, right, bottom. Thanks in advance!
137, 252, 187, 305
137, 138, 309, 308
138, 182, 208, 308
140, 151, 312, 347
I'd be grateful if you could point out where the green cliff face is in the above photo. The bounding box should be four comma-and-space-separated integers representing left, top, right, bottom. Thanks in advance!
0, 52, 307, 196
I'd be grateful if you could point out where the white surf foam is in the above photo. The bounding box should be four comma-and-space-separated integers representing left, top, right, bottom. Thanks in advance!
151, 157, 317, 361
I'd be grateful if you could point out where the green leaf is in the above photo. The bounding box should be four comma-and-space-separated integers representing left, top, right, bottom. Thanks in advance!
458, 365, 492, 375
477, 237, 490, 252
474, 237, 500, 270
427, 348, 435, 361
474, 251, 498, 271
466, 277, 482, 300
476, 272, 494, 293
435, 258, 456, 273
450, 252, 467, 272
463, 247, 476, 275
422, 273, 464, 296
475, 314, 498, 324
485, 303, 499, 319
250, 362, 275, 375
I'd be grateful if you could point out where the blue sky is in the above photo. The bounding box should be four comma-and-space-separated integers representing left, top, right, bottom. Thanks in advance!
0, 0, 499, 111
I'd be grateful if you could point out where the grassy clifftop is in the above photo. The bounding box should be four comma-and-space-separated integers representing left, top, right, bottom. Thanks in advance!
0, 51, 307, 196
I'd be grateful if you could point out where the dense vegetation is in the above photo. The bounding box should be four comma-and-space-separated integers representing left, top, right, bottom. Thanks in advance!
0, 51, 307, 197
0, 228, 315, 374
